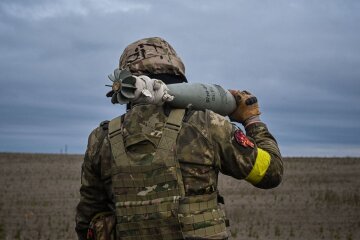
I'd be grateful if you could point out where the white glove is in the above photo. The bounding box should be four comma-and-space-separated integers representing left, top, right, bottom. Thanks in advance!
132, 75, 174, 105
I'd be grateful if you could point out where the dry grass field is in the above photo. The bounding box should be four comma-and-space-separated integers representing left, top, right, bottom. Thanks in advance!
0, 153, 359, 240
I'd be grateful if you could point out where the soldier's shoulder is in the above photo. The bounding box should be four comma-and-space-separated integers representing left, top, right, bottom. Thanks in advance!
187, 109, 234, 141
183, 109, 215, 140
88, 120, 110, 142
86, 120, 110, 160
187, 109, 229, 127
99, 120, 110, 130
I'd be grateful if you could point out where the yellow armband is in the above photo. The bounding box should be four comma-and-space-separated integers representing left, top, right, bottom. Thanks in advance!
245, 148, 271, 185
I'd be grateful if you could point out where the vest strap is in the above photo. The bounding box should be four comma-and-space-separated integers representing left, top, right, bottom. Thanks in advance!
108, 115, 129, 167
154, 109, 186, 196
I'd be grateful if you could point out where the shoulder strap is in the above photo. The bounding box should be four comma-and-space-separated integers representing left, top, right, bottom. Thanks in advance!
155, 108, 186, 196
157, 109, 185, 150
108, 115, 129, 167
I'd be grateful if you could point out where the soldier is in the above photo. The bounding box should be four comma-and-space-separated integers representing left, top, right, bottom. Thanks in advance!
76, 37, 283, 240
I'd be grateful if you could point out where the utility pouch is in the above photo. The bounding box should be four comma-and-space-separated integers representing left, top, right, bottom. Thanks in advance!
87, 212, 116, 240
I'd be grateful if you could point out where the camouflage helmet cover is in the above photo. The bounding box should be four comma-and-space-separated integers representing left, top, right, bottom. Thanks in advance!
119, 37, 186, 78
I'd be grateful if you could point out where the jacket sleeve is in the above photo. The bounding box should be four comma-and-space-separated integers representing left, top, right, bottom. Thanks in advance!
208, 111, 283, 189
245, 122, 283, 189
75, 126, 113, 240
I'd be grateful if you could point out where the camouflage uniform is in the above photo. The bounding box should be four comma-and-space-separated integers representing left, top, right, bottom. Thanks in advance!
76, 37, 283, 239
76, 104, 283, 239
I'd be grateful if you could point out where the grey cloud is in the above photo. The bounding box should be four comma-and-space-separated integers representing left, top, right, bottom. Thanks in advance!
0, 0, 151, 20
0, 0, 359, 156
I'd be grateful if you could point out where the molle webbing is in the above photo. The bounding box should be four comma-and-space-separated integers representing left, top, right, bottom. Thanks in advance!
179, 198, 217, 213
178, 193, 227, 238
113, 172, 177, 188
116, 201, 178, 216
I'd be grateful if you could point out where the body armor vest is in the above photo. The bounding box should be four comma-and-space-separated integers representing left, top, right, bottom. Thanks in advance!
108, 107, 228, 240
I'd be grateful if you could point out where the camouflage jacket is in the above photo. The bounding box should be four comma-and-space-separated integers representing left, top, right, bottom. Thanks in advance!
75, 104, 283, 240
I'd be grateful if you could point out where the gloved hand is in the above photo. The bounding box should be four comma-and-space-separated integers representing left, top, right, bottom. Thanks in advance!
106, 68, 175, 105
229, 90, 261, 124
132, 76, 174, 105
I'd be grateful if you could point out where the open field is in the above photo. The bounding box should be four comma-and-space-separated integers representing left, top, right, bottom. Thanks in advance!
0, 153, 359, 240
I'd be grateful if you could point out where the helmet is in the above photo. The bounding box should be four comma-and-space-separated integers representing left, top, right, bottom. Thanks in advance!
119, 37, 186, 80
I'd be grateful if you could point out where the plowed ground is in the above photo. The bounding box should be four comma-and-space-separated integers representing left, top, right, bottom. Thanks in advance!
0, 153, 359, 240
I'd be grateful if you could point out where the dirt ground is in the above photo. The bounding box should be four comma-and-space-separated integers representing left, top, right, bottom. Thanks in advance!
0, 153, 359, 240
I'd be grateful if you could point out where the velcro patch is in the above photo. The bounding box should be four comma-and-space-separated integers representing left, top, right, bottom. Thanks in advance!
234, 130, 254, 148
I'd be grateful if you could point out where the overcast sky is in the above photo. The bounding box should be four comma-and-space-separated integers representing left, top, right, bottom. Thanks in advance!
0, 0, 359, 156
